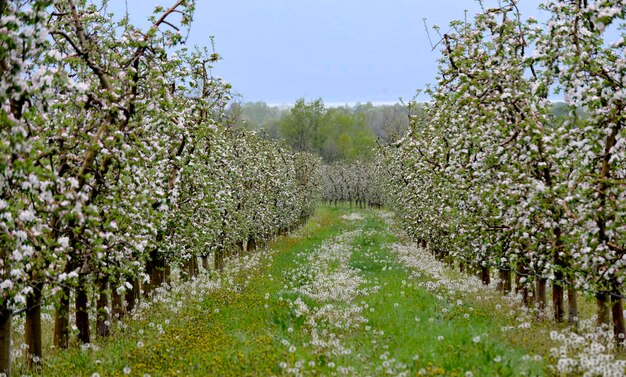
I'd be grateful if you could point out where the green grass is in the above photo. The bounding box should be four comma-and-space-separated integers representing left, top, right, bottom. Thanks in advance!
341, 212, 544, 376
33, 205, 555, 376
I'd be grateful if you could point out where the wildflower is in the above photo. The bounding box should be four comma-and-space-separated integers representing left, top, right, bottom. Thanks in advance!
123, 366, 131, 374
550, 331, 558, 340
472, 336, 480, 343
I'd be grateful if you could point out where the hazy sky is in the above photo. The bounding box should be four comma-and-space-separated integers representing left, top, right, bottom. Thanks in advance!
112, 1, 545, 105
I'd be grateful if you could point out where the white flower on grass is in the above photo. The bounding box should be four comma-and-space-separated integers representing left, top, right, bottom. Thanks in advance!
123, 366, 131, 374
472, 336, 481, 343
437, 336, 444, 341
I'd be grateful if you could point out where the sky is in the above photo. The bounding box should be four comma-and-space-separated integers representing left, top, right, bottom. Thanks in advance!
111, 0, 546, 105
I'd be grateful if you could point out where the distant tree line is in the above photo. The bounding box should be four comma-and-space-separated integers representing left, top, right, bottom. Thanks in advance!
230, 99, 414, 162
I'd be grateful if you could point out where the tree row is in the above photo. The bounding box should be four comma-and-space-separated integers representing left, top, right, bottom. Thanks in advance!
382, 0, 626, 341
0, 1, 319, 375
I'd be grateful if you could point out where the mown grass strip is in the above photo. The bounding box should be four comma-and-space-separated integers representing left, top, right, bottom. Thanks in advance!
38, 205, 553, 376
342, 211, 545, 376
36, 206, 350, 376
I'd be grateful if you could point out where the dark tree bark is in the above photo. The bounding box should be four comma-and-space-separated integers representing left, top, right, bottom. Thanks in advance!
53, 284, 70, 348
552, 283, 565, 323
201, 255, 210, 272
24, 282, 43, 368
480, 266, 490, 285
111, 283, 124, 319
96, 276, 110, 337
498, 267, 512, 294
596, 291, 611, 327
125, 277, 139, 313
0, 305, 11, 377
536, 278, 547, 315
611, 291, 625, 345
75, 282, 90, 344
247, 238, 256, 253
214, 248, 225, 271
568, 285, 578, 326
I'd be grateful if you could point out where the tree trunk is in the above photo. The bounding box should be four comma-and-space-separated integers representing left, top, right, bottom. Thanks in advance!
536, 278, 547, 314
214, 248, 225, 271
0, 306, 11, 377
189, 257, 199, 277
552, 226, 565, 323
145, 249, 165, 294
596, 291, 611, 327
53, 284, 70, 349
568, 285, 578, 326
75, 283, 90, 344
611, 292, 626, 345
201, 255, 210, 272
459, 262, 465, 274
111, 284, 124, 319
24, 282, 43, 368
522, 285, 532, 307
515, 264, 532, 307
480, 266, 490, 285
552, 282, 565, 323
164, 259, 171, 285
125, 277, 139, 313
498, 267, 512, 294
96, 276, 110, 337
247, 238, 256, 253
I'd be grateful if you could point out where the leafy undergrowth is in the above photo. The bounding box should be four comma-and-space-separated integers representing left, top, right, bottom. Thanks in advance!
33, 205, 623, 376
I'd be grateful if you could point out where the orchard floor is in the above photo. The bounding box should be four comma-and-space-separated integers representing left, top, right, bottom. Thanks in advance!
37, 206, 559, 376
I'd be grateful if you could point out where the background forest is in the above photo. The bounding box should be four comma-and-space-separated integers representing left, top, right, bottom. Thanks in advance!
231, 100, 573, 163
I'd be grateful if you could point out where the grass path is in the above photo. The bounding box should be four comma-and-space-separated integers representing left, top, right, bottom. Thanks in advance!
40, 206, 548, 376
